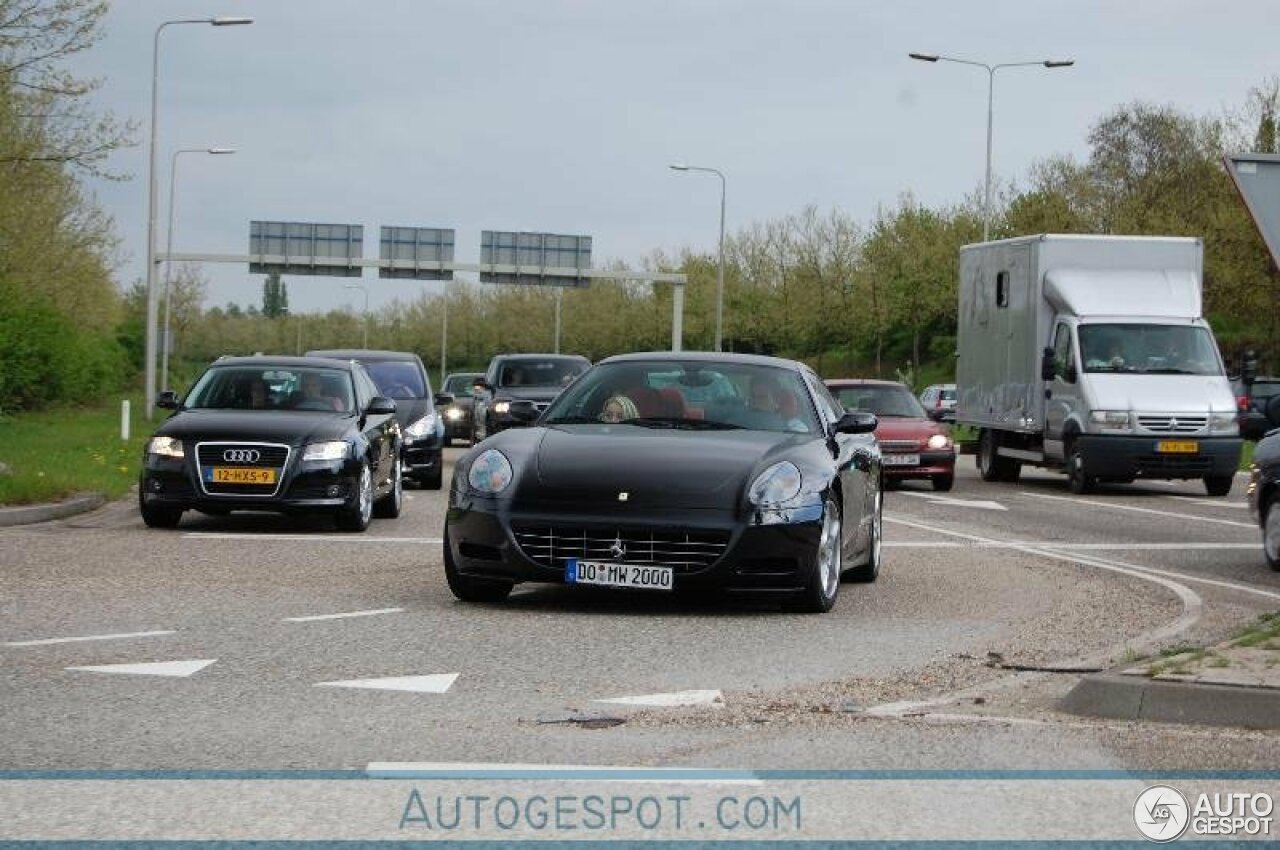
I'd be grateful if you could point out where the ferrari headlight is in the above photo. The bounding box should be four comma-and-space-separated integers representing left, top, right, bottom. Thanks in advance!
146, 436, 184, 459
492, 401, 511, 415
468, 449, 513, 494
302, 441, 348, 462
444, 407, 464, 421
405, 412, 439, 439
927, 433, 953, 450
1209, 412, 1239, 434
1090, 410, 1130, 431
749, 461, 803, 507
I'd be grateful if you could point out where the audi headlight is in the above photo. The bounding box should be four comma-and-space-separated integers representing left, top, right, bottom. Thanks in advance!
405, 412, 439, 439
492, 401, 511, 415
749, 461, 803, 507
1089, 410, 1130, 431
302, 441, 348, 462
146, 437, 184, 459
444, 407, 464, 421
1209, 412, 1239, 435
468, 449, 513, 494
927, 433, 953, 450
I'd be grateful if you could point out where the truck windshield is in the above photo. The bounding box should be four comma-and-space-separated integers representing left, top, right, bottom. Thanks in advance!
1078, 324, 1223, 376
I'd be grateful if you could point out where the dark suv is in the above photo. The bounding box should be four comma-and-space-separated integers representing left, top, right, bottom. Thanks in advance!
307, 349, 452, 489
1232, 377, 1280, 441
473, 353, 590, 441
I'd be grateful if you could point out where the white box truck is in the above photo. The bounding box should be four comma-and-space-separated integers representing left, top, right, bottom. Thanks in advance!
955, 234, 1242, 495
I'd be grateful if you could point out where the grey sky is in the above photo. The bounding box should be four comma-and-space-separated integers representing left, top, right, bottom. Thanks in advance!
79, 0, 1277, 314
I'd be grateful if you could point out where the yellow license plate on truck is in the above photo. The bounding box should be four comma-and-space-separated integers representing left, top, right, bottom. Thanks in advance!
1156, 440, 1199, 454
208, 467, 277, 484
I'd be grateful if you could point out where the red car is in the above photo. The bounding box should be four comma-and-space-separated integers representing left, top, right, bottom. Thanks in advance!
826, 379, 956, 491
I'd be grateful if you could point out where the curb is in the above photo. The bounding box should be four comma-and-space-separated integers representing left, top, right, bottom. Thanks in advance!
1059, 672, 1280, 730
0, 492, 107, 528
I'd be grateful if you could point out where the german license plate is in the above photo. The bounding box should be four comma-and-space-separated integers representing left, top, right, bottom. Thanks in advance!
1156, 441, 1199, 454
205, 466, 277, 484
565, 559, 673, 591
882, 453, 920, 466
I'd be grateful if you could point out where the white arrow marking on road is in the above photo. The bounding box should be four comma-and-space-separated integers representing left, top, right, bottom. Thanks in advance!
897, 492, 1007, 511
1022, 491, 1255, 528
5, 630, 176, 647
66, 659, 215, 678
284, 608, 404, 622
315, 673, 458, 694
594, 689, 724, 708
1167, 496, 1249, 509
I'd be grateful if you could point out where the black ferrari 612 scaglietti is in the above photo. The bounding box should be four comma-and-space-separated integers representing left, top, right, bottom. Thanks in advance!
139, 356, 403, 531
445, 352, 883, 613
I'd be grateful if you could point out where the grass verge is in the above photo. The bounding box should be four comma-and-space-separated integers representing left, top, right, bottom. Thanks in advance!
0, 395, 151, 506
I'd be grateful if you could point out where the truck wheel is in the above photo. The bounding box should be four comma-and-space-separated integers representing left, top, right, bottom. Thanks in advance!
1265, 495, 1280, 572
977, 430, 1001, 482
1066, 441, 1095, 495
1204, 475, 1233, 497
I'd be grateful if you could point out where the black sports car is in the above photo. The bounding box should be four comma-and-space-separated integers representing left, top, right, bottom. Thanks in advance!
445, 352, 883, 613
307, 349, 450, 489
139, 356, 403, 531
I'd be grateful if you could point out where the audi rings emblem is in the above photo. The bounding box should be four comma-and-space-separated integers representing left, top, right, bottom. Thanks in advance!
223, 449, 261, 463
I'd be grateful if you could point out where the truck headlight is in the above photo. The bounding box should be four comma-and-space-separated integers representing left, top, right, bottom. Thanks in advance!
146, 437, 185, 459
302, 441, 348, 462
1209, 412, 1239, 434
468, 449, 513, 494
1089, 410, 1130, 431
405, 412, 439, 439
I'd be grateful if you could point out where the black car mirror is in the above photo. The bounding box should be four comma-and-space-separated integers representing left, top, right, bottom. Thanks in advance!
507, 399, 539, 424
434, 392, 455, 407
366, 396, 397, 416
156, 391, 180, 410
1040, 347, 1056, 382
834, 411, 878, 435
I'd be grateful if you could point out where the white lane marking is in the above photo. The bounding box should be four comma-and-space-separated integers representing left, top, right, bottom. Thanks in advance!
66, 659, 215, 678
594, 689, 724, 708
315, 673, 458, 694
897, 492, 1007, 511
1167, 496, 1249, 509
366, 762, 763, 784
891, 515, 1280, 602
886, 541, 1260, 550
183, 533, 444, 543
4, 630, 176, 647
283, 608, 404, 623
1021, 491, 1256, 529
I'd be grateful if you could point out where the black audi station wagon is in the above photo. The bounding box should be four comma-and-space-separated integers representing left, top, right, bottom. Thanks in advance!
139, 356, 403, 531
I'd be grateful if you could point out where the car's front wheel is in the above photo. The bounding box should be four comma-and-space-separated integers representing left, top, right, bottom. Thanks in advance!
443, 528, 513, 603
335, 461, 373, 532
1264, 494, 1280, 572
792, 495, 842, 613
931, 473, 954, 492
139, 497, 183, 529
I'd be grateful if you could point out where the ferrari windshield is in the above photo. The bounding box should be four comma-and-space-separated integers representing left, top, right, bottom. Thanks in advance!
543, 360, 820, 434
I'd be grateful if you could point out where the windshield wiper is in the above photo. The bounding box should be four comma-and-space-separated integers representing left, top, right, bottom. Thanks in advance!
1142, 367, 1197, 375
543, 416, 600, 425
631, 417, 743, 430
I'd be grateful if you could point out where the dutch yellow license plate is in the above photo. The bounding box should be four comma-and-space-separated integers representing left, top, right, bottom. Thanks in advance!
1156, 440, 1199, 454
208, 467, 277, 484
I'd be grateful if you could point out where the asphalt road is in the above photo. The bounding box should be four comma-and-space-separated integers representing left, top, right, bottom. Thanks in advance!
3, 449, 1279, 771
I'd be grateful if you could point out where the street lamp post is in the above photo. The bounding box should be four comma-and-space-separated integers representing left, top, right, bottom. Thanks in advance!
345, 283, 369, 348
669, 163, 726, 352
161, 146, 235, 392
144, 15, 253, 420
908, 52, 1073, 242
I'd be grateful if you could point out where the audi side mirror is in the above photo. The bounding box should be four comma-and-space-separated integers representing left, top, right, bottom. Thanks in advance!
434, 392, 455, 407
156, 391, 180, 410
366, 396, 396, 416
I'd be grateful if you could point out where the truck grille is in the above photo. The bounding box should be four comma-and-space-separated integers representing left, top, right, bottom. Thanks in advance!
512, 525, 730, 573
1137, 416, 1207, 434
195, 442, 290, 497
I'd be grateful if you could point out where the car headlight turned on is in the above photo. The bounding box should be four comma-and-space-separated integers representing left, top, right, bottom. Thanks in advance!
444, 407, 464, 421
1209, 412, 1239, 435
468, 449, 513, 494
146, 436, 184, 459
405, 412, 439, 439
302, 441, 348, 462
927, 433, 953, 451
492, 401, 511, 415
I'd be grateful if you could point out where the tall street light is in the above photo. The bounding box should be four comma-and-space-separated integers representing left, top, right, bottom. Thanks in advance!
161, 146, 235, 393
144, 15, 253, 419
908, 52, 1073, 242
345, 283, 370, 348
670, 163, 726, 352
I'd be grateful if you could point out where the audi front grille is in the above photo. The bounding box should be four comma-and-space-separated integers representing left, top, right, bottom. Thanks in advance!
195, 441, 291, 497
